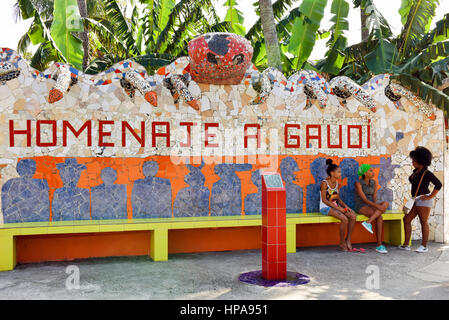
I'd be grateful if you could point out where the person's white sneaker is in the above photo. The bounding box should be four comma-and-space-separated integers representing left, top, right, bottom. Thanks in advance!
398, 245, 411, 251
415, 245, 428, 253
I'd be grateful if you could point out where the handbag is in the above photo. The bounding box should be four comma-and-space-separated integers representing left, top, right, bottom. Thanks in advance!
403, 169, 427, 214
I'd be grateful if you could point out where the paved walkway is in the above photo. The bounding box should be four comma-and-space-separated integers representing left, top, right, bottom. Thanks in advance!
0, 241, 448, 299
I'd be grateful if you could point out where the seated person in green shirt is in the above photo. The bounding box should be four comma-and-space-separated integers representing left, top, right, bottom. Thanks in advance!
354, 164, 389, 254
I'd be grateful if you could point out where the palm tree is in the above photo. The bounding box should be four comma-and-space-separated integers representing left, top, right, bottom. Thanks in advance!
258, 0, 283, 70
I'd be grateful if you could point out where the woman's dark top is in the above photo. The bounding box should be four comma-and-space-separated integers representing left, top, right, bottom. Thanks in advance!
354, 179, 375, 212
409, 167, 442, 197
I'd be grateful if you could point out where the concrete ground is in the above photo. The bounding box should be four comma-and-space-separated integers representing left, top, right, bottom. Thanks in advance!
1, 241, 448, 300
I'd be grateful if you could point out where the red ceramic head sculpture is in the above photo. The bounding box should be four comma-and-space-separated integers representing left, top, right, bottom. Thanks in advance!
188, 33, 253, 85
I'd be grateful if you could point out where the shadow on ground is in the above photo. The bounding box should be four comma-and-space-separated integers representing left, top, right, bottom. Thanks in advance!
1, 241, 448, 299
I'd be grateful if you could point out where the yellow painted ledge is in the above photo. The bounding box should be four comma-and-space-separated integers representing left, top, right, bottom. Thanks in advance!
0, 211, 404, 271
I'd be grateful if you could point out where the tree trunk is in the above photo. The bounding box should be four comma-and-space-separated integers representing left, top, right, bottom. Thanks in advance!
258, 0, 283, 71
360, 5, 369, 41
76, 0, 89, 71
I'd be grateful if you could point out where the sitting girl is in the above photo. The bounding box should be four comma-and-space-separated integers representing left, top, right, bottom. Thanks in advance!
320, 159, 357, 252
354, 164, 389, 254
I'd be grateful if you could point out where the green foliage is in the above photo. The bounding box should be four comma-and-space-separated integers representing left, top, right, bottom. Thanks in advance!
287, 0, 328, 70
223, 0, 245, 36
398, 0, 439, 58
50, 0, 84, 70
319, 0, 349, 75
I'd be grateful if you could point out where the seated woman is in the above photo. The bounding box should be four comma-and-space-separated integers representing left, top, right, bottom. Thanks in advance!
354, 164, 389, 254
320, 159, 357, 252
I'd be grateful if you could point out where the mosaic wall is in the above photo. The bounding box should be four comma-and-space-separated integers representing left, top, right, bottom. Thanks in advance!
0, 32, 447, 242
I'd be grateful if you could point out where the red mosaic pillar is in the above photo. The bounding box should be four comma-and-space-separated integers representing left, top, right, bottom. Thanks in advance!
261, 172, 287, 280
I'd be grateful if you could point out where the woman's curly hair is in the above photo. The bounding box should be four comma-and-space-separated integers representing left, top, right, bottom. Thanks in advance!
409, 146, 432, 167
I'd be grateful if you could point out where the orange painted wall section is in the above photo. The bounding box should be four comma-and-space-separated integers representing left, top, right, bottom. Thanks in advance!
23, 154, 385, 219
296, 224, 380, 247
16, 231, 151, 263
16, 226, 380, 264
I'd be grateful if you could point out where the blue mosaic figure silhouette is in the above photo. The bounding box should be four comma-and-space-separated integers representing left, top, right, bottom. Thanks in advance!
211, 163, 252, 216
339, 158, 360, 210
52, 158, 90, 221
91, 167, 127, 220
1, 159, 50, 223
174, 161, 209, 217
306, 157, 327, 213
132, 161, 172, 218
244, 169, 262, 215
280, 157, 302, 213
371, 157, 400, 210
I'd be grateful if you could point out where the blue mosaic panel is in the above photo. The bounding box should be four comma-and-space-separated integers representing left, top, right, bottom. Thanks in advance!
1, 159, 50, 222
372, 157, 399, 210
91, 167, 127, 220
52, 158, 90, 221
174, 162, 209, 217
131, 161, 172, 218
339, 158, 360, 209
210, 163, 252, 216
280, 157, 302, 213
244, 169, 262, 215
306, 157, 327, 213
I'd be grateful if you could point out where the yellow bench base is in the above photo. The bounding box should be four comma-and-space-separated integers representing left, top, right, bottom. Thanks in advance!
0, 212, 404, 271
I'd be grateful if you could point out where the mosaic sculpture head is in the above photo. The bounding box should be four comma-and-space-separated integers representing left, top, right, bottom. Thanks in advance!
185, 162, 205, 187
280, 157, 299, 183
56, 158, 86, 188
16, 159, 37, 178
309, 158, 328, 183
188, 32, 253, 85
339, 158, 359, 181
142, 161, 159, 178
251, 169, 262, 188
101, 167, 118, 186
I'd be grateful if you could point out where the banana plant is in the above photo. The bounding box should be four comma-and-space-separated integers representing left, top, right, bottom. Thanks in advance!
318, 0, 349, 75
50, 0, 84, 70
338, 0, 449, 115
287, 0, 328, 70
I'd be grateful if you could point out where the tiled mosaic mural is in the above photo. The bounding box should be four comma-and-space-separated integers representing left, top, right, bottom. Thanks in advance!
0, 32, 446, 241
1, 155, 398, 223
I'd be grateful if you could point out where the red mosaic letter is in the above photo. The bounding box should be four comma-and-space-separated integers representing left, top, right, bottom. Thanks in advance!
205, 123, 219, 148
98, 120, 115, 147
284, 124, 300, 148
348, 125, 363, 148
327, 124, 342, 148
63, 120, 92, 146
244, 124, 261, 148
306, 125, 322, 148
36, 120, 57, 147
152, 122, 170, 147
122, 121, 145, 147
179, 122, 195, 147
9, 120, 31, 147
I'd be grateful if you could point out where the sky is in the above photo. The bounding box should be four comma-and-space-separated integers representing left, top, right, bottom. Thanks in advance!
1, 0, 448, 61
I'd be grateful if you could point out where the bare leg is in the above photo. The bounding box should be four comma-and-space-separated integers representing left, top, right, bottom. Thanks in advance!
403, 205, 418, 246
343, 210, 357, 251
375, 215, 383, 247
416, 206, 431, 247
358, 205, 382, 225
327, 209, 349, 251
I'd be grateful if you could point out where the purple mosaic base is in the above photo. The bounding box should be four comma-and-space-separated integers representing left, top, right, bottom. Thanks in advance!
239, 270, 310, 287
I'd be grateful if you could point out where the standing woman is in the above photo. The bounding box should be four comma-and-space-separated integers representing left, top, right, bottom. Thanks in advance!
399, 147, 442, 253
319, 159, 357, 252
354, 164, 389, 254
